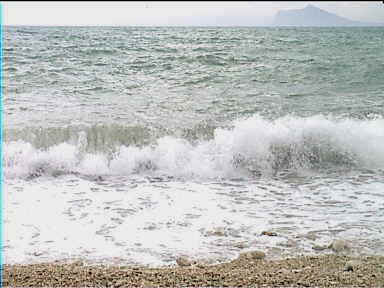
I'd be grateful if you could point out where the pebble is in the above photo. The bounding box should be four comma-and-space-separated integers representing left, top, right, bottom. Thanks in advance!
304, 233, 317, 241
206, 227, 227, 237
212, 230, 226, 237
176, 257, 192, 267
344, 260, 362, 272
70, 260, 84, 266
278, 239, 297, 248
261, 231, 278, 237
329, 239, 350, 252
233, 242, 249, 249
312, 244, 328, 251
239, 250, 266, 260
278, 268, 290, 274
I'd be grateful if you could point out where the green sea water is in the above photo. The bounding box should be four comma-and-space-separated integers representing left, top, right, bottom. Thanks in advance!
4, 26, 384, 130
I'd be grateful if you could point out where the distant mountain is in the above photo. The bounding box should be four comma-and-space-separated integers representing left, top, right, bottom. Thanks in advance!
274, 4, 384, 27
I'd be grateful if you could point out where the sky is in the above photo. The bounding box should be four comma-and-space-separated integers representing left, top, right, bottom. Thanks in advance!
2, 1, 384, 26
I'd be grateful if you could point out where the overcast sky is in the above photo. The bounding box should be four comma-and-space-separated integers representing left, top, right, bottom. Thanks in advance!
3, 1, 384, 26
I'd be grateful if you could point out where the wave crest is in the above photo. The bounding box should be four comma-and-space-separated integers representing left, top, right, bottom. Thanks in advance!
4, 115, 384, 179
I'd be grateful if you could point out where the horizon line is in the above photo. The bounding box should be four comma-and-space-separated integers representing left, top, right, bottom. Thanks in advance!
4, 24, 384, 28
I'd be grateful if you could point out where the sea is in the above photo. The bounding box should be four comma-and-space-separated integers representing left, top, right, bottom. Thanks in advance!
3, 26, 384, 267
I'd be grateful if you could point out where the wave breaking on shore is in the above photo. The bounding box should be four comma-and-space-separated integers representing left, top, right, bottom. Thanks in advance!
4, 114, 384, 179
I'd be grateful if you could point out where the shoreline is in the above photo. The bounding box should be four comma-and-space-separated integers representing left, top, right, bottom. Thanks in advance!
4, 254, 384, 287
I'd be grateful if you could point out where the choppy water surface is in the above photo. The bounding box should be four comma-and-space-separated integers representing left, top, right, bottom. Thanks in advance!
3, 26, 384, 266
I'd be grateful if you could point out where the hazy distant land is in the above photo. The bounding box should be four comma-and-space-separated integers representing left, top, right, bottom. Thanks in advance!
274, 4, 384, 27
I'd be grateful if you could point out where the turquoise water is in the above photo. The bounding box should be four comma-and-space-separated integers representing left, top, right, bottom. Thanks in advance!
3, 26, 384, 266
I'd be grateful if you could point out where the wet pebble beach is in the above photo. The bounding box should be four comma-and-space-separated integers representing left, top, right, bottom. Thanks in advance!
4, 254, 384, 287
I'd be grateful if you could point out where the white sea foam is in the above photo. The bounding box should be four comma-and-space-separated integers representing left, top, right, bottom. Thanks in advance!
4, 115, 384, 179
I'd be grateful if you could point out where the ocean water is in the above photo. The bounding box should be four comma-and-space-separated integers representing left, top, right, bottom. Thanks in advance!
3, 26, 384, 266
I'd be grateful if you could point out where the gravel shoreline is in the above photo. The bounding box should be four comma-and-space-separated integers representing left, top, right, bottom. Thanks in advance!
4, 254, 384, 287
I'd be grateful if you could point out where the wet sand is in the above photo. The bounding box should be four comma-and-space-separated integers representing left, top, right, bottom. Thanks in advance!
4, 254, 384, 287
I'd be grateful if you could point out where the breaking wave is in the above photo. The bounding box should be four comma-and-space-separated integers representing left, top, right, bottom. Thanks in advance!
4, 115, 384, 180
